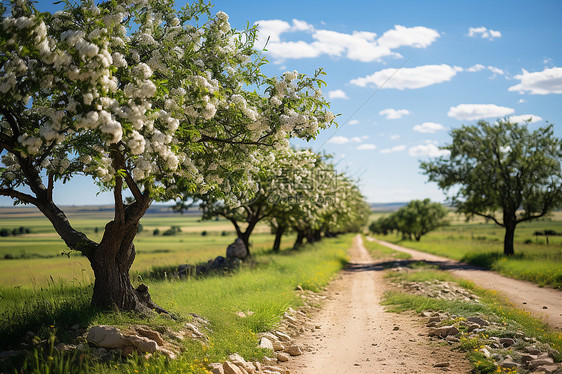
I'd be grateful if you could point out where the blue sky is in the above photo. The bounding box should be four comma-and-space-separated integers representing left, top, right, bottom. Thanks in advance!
1, 0, 561, 206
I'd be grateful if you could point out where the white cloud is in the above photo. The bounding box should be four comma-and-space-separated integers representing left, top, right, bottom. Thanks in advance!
518, 99, 526, 104
379, 108, 410, 119
467, 64, 485, 72
390, 134, 400, 140
357, 144, 376, 150
508, 114, 543, 123
350, 136, 363, 142
487, 66, 504, 76
448, 104, 514, 120
413, 122, 445, 133
254, 21, 440, 62
377, 25, 440, 49
468, 26, 502, 40
348, 119, 359, 125
508, 67, 562, 95
254, 19, 291, 44
409, 144, 450, 157
467, 64, 504, 76
328, 89, 349, 100
351, 64, 461, 89
380, 145, 406, 154
327, 136, 350, 144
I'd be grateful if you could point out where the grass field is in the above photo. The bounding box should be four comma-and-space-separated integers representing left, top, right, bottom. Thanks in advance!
0, 207, 276, 288
0, 205, 353, 372
371, 211, 562, 288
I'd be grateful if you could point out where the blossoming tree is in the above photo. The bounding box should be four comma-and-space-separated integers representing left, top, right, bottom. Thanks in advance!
0, 0, 334, 311
196, 147, 319, 254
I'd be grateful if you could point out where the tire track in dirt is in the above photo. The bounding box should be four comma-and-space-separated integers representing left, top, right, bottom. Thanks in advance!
281, 235, 472, 373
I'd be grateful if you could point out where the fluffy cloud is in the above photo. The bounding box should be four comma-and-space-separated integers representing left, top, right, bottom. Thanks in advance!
327, 136, 350, 144
413, 122, 445, 133
328, 89, 349, 99
379, 108, 410, 119
468, 26, 501, 40
327, 135, 364, 144
467, 64, 504, 76
448, 104, 514, 120
357, 144, 376, 150
378, 25, 440, 49
508, 67, 562, 95
390, 134, 400, 140
348, 119, 359, 125
508, 114, 543, 123
351, 64, 461, 89
409, 144, 450, 157
380, 145, 406, 154
254, 21, 439, 62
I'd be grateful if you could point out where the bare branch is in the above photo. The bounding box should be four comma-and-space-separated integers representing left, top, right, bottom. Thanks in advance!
471, 211, 504, 227
0, 188, 38, 205
47, 173, 54, 201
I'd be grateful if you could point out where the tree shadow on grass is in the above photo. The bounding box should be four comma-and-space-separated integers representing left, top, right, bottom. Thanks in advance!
0, 284, 98, 352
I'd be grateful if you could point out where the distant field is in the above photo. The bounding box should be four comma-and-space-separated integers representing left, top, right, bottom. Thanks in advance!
0, 206, 279, 287
372, 211, 562, 288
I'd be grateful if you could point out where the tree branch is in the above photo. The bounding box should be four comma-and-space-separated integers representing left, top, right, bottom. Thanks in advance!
47, 173, 54, 201
471, 211, 504, 227
124, 170, 143, 202
0, 188, 38, 205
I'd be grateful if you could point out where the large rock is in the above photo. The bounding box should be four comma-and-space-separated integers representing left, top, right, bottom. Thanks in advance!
226, 238, 247, 259
285, 345, 303, 356
87, 326, 130, 349
429, 325, 459, 338
223, 361, 244, 374
259, 337, 274, 350
136, 327, 164, 346
126, 335, 158, 353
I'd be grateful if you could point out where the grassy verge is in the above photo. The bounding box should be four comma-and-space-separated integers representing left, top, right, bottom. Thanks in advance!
383, 263, 562, 373
361, 235, 411, 260
374, 225, 562, 289
0, 234, 352, 373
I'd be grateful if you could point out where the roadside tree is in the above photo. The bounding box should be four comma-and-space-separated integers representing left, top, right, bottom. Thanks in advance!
0, 0, 334, 310
420, 120, 562, 255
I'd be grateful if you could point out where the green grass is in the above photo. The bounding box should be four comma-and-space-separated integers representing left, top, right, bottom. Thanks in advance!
361, 235, 411, 260
373, 214, 562, 288
0, 234, 352, 373
383, 264, 562, 373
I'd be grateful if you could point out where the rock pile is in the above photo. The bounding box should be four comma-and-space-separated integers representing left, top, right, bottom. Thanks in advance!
401, 280, 479, 302
85, 319, 211, 360
421, 311, 561, 373
175, 238, 247, 278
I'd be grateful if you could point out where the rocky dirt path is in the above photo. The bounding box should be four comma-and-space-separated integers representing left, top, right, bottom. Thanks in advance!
281, 235, 472, 374
368, 237, 562, 329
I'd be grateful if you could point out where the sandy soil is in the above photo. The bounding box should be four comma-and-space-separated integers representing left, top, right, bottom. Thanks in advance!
369, 237, 562, 329
281, 235, 472, 374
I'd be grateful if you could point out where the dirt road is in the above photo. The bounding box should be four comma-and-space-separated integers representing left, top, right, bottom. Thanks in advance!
368, 237, 562, 329
282, 235, 472, 374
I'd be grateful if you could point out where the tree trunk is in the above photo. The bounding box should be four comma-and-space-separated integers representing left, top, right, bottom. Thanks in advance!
272, 225, 286, 252
89, 220, 143, 310
503, 221, 516, 256
313, 230, 322, 242
294, 231, 305, 249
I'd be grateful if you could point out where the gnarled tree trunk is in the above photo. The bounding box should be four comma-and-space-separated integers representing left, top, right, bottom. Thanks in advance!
89, 221, 141, 310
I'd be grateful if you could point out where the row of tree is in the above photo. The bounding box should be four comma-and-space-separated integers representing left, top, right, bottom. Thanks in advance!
369, 199, 449, 241
185, 148, 370, 254
0, 0, 368, 312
